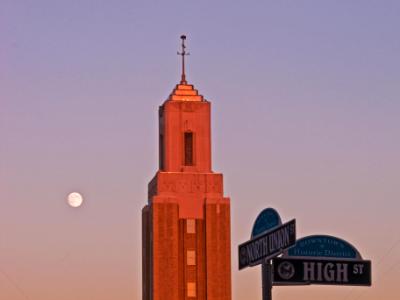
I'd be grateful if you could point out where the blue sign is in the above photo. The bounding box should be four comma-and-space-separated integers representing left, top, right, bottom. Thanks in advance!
286, 235, 362, 259
273, 257, 371, 286
240, 219, 296, 269
251, 208, 282, 238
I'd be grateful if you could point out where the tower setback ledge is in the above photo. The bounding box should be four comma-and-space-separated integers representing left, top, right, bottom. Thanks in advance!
168, 83, 205, 102
148, 171, 224, 200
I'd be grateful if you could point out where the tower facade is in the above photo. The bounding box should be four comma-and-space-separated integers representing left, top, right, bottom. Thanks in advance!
142, 37, 231, 300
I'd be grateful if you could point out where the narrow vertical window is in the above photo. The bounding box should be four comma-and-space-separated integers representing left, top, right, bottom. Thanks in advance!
159, 108, 165, 170
187, 250, 196, 266
186, 219, 196, 234
184, 132, 194, 166
159, 134, 164, 170
187, 282, 196, 298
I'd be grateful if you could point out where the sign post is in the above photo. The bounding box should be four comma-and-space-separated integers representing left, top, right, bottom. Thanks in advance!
238, 208, 296, 300
262, 259, 272, 300
252, 208, 282, 300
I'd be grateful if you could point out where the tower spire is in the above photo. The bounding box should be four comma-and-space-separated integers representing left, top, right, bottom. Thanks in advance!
177, 35, 189, 84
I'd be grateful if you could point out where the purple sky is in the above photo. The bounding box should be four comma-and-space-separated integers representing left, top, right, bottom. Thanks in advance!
1, 1, 400, 299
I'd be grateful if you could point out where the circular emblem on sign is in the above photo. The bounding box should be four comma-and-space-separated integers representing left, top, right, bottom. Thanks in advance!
277, 261, 295, 280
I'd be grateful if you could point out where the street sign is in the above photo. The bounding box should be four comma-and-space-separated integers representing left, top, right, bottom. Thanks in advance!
239, 219, 296, 270
273, 257, 371, 286
242, 208, 290, 300
251, 208, 282, 238
286, 235, 361, 259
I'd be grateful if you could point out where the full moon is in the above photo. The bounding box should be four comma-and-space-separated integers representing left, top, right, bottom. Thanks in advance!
67, 192, 83, 208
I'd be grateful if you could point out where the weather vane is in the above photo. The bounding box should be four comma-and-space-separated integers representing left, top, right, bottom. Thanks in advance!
177, 35, 189, 84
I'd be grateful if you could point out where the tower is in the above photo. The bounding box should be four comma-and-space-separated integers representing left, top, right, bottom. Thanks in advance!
142, 36, 231, 300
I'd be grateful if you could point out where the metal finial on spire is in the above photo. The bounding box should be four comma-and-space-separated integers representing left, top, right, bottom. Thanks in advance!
177, 35, 189, 84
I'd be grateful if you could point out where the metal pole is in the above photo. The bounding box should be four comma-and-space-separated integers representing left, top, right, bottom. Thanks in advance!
262, 259, 272, 300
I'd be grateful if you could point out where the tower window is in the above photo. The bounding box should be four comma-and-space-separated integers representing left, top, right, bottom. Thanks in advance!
159, 134, 164, 170
159, 107, 165, 170
186, 219, 196, 234
187, 282, 196, 298
187, 250, 196, 266
184, 132, 194, 166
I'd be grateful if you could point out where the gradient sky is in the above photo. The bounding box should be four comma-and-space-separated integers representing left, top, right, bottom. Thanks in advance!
1, 1, 400, 299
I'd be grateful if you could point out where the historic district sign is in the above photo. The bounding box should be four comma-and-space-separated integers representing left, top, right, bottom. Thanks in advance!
286, 235, 362, 259
273, 257, 371, 286
239, 219, 296, 270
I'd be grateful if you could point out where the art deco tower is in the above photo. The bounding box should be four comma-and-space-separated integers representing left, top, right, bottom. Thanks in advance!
142, 36, 231, 300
